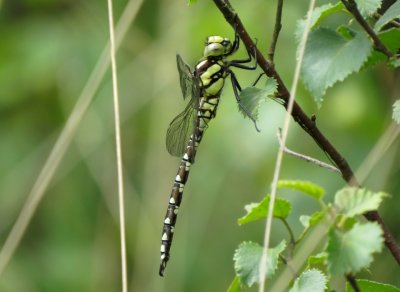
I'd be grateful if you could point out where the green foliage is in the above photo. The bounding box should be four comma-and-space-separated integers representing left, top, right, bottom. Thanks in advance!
232, 181, 390, 290
238, 195, 291, 225
346, 279, 400, 292
392, 99, 400, 124
233, 240, 286, 287
277, 180, 325, 199
354, 0, 382, 17
374, 0, 400, 32
327, 222, 384, 275
302, 28, 372, 104
289, 269, 327, 292
334, 187, 387, 217
238, 78, 277, 121
296, 1, 400, 105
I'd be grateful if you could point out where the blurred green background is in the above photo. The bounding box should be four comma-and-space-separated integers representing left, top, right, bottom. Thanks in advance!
0, 0, 399, 291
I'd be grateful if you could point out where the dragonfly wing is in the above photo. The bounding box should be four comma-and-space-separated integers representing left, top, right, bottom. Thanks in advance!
166, 97, 196, 157
176, 54, 194, 100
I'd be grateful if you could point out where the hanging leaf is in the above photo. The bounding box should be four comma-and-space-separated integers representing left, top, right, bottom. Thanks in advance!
334, 187, 387, 217
233, 240, 286, 287
301, 28, 372, 105
392, 100, 400, 124
374, 0, 400, 32
277, 180, 325, 200
354, 0, 382, 17
327, 223, 384, 275
289, 269, 327, 292
238, 195, 292, 225
238, 78, 277, 121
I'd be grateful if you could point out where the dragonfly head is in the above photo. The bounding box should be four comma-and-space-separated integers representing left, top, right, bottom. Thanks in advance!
203, 36, 233, 58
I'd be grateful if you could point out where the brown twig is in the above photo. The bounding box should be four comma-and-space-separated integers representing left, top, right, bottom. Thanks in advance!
277, 129, 341, 173
268, 0, 283, 63
212, 0, 400, 264
341, 0, 393, 58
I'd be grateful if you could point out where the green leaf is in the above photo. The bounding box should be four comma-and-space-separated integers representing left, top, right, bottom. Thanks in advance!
227, 276, 242, 292
238, 195, 291, 225
289, 269, 327, 292
379, 28, 400, 51
298, 211, 325, 243
295, 2, 345, 40
334, 187, 387, 217
300, 211, 325, 229
392, 99, 400, 124
233, 241, 286, 287
354, 0, 382, 17
238, 78, 277, 121
364, 28, 400, 67
307, 252, 328, 273
187, 0, 198, 4
374, 0, 400, 31
308, 252, 327, 266
302, 28, 373, 104
327, 222, 384, 275
277, 180, 325, 199
336, 215, 358, 231
346, 279, 400, 292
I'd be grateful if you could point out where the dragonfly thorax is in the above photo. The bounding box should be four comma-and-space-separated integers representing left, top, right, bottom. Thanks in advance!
203, 36, 233, 58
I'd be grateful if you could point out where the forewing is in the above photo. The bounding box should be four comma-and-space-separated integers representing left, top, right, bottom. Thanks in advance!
176, 54, 194, 100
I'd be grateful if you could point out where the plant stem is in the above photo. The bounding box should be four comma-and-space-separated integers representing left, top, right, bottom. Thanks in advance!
341, 0, 393, 57
268, 0, 283, 62
346, 274, 361, 292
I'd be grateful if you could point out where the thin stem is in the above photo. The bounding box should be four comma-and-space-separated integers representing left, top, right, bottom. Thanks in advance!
258, 1, 316, 290
346, 274, 360, 292
107, 1, 128, 291
278, 254, 298, 278
212, 0, 400, 265
0, 0, 143, 279
341, 0, 393, 57
268, 0, 283, 62
281, 219, 296, 255
277, 129, 340, 173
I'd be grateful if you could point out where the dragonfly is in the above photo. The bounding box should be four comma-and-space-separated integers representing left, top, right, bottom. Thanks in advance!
159, 32, 259, 276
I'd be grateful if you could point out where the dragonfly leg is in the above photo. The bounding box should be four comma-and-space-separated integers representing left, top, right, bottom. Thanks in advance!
229, 38, 258, 69
252, 73, 265, 86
